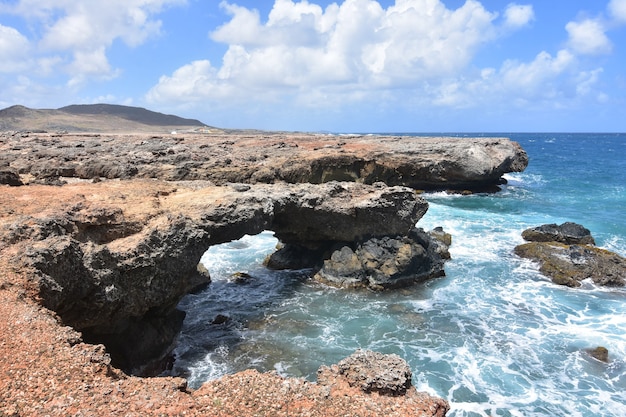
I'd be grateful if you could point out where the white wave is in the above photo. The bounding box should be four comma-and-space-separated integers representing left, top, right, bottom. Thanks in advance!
186, 344, 231, 386
199, 231, 278, 280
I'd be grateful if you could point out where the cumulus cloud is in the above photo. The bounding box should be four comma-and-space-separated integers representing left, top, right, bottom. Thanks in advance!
431, 49, 581, 109
565, 19, 612, 55
503, 3, 534, 28
0, 24, 31, 72
3, 0, 185, 81
149, 0, 504, 105
608, 0, 626, 22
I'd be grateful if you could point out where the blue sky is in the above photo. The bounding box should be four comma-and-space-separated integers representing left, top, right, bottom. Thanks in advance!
1, 0, 625, 132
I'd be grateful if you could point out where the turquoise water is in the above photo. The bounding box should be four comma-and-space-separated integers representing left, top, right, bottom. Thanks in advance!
172, 133, 626, 416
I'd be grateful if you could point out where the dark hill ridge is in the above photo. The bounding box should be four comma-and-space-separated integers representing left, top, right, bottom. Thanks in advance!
0, 104, 210, 132
59, 104, 206, 127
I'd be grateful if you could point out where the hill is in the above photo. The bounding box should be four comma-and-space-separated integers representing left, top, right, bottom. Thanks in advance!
0, 104, 213, 133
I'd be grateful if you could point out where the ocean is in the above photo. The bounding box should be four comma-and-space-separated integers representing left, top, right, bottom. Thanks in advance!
170, 133, 626, 417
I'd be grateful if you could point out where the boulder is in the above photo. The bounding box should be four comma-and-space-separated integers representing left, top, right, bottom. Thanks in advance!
314, 228, 449, 290
521, 222, 595, 245
522, 222, 596, 245
317, 350, 413, 396
586, 346, 610, 363
514, 242, 626, 287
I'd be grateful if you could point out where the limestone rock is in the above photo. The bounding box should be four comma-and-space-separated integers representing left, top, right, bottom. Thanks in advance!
514, 242, 626, 287
0, 131, 528, 192
318, 350, 413, 396
313, 228, 448, 290
2, 179, 427, 371
521, 222, 595, 245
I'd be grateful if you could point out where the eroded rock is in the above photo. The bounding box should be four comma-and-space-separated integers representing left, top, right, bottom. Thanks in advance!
2, 180, 428, 371
313, 228, 449, 290
318, 350, 413, 396
515, 223, 625, 287
521, 222, 595, 245
0, 131, 528, 192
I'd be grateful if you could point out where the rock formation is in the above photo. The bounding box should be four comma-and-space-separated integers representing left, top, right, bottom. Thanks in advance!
313, 228, 449, 290
521, 222, 596, 245
515, 222, 626, 287
0, 131, 528, 192
0, 129, 528, 415
1, 179, 428, 372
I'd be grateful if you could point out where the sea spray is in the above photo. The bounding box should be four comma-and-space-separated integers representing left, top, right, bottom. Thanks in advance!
172, 133, 626, 417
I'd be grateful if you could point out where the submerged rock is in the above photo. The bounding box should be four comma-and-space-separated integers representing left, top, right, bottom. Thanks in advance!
586, 346, 610, 363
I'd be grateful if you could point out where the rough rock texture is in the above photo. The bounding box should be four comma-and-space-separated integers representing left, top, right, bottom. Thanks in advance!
0, 274, 449, 416
515, 223, 625, 287
0, 129, 527, 416
514, 242, 626, 287
313, 228, 448, 290
0, 131, 528, 192
0, 168, 22, 186
521, 222, 596, 245
318, 350, 413, 396
1, 179, 426, 372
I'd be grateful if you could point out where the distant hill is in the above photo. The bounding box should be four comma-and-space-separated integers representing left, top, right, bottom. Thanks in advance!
0, 104, 214, 133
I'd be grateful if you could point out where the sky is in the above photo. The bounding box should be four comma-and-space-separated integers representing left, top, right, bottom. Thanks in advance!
1, 0, 625, 132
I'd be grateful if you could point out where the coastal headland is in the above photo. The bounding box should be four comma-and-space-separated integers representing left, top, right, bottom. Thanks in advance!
0, 127, 528, 416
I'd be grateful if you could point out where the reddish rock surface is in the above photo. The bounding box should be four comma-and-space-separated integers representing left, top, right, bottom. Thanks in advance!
1, 180, 449, 416
0, 262, 448, 416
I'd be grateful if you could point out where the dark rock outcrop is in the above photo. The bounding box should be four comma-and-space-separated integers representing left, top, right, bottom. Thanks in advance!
0, 168, 22, 186
515, 223, 625, 287
521, 222, 595, 245
313, 228, 449, 290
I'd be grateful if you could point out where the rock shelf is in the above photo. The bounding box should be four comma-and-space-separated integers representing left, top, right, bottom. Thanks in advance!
0, 131, 528, 416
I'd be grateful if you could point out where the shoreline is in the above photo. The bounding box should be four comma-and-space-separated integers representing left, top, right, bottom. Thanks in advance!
0, 132, 528, 416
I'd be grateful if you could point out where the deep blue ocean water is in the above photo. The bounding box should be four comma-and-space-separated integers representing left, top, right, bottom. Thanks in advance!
171, 133, 626, 417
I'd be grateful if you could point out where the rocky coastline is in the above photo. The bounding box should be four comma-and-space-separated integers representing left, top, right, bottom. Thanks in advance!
0, 130, 528, 416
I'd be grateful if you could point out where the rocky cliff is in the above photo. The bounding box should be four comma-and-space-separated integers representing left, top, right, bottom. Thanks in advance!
0, 130, 528, 416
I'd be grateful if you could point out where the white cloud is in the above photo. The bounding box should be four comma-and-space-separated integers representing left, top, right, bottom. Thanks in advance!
565, 19, 612, 55
150, 0, 502, 106
608, 0, 626, 22
0, 25, 31, 72
503, 3, 534, 28
146, 60, 236, 105
3, 0, 185, 80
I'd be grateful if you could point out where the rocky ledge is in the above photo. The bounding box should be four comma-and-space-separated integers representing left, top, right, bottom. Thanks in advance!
514, 222, 626, 287
0, 277, 449, 416
0, 131, 528, 192
1, 179, 436, 371
0, 132, 528, 416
